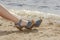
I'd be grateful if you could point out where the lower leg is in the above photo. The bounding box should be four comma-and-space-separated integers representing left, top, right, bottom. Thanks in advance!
0, 4, 28, 26
0, 5, 19, 23
0, 4, 42, 30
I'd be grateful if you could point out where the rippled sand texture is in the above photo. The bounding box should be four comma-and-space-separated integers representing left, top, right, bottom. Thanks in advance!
0, 10, 60, 40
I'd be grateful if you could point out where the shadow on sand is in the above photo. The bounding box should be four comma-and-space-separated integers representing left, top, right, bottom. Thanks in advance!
0, 29, 38, 36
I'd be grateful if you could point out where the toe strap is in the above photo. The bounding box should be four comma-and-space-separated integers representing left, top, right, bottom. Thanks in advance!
35, 19, 42, 27
25, 21, 32, 29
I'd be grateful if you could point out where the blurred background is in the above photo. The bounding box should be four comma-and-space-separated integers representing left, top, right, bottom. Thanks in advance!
0, 0, 60, 15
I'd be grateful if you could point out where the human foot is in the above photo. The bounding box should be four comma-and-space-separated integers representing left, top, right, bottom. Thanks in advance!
15, 19, 33, 31
28, 19, 42, 28
32, 19, 42, 27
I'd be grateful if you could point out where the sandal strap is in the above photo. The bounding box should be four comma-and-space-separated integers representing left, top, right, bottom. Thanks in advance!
25, 21, 32, 29
34, 19, 42, 27
15, 20, 22, 28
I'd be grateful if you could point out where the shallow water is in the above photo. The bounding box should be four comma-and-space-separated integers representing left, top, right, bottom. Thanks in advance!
0, 0, 60, 15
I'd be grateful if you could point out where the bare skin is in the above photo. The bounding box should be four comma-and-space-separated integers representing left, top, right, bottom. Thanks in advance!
0, 4, 28, 26
0, 4, 42, 30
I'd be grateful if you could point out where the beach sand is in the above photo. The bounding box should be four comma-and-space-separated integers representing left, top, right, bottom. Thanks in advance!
0, 10, 60, 40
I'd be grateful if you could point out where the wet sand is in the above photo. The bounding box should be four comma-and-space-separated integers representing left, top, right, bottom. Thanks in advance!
0, 10, 60, 40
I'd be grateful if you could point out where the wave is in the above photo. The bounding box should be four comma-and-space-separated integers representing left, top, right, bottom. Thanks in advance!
9, 9, 60, 19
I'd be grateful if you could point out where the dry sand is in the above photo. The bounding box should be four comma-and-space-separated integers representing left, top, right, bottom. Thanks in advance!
0, 10, 60, 40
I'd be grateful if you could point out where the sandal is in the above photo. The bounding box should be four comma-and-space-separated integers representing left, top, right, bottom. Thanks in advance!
32, 19, 42, 27
25, 19, 42, 29
15, 20, 33, 31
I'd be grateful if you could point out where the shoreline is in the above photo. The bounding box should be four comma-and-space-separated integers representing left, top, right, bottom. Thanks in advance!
10, 9, 60, 17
